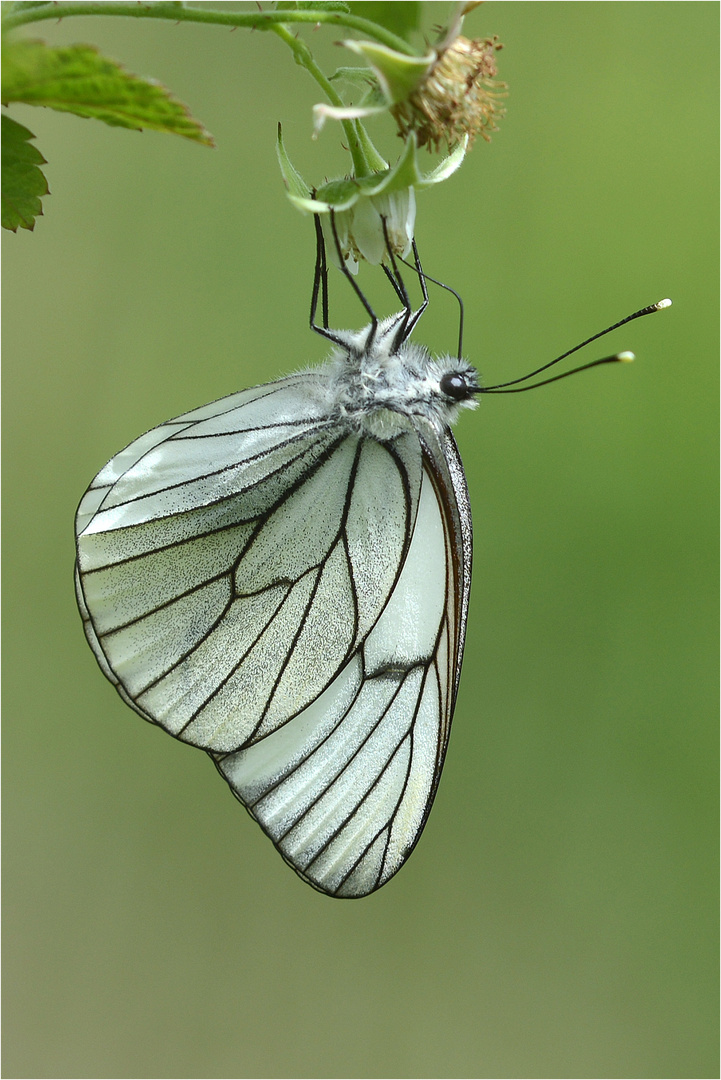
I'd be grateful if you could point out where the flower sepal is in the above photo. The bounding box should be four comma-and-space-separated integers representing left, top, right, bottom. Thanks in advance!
340, 39, 434, 106
277, 126, 468, 269
278, 128, 467, 216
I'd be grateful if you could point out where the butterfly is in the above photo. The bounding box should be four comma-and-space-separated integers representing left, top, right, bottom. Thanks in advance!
75, 220, 482, 897
75, 214, 670, 898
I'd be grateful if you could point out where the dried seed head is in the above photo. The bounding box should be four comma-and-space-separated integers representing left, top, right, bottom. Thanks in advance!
392, 36, 506, 152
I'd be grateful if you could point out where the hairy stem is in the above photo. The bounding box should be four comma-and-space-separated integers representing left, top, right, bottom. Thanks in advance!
1, 2, 418, 58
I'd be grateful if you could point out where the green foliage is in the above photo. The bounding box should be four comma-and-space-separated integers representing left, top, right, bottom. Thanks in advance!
0, 1, 434, 233
0, 36, 214, 230
351, 3, 420, 42
1, 114, 48, 231
1, 38, 214, 141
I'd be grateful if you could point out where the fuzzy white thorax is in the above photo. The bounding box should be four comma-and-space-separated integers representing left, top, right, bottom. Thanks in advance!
308, 314, 479, 440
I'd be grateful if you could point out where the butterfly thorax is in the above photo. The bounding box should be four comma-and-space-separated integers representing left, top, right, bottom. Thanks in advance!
318, 314, 479, 440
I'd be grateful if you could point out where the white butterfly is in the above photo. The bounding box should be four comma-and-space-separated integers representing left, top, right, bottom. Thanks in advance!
75, 210, 669, 897
75, 229, 479, 898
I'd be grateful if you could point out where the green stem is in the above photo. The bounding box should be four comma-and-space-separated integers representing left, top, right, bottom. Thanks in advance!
1, 2, 419, 57
269, 22, 369, 177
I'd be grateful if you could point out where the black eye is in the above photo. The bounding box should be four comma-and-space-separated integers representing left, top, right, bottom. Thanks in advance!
440, 372, 472, 401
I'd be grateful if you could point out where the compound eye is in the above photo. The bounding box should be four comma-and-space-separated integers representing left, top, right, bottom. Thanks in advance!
440, 372, 471, 401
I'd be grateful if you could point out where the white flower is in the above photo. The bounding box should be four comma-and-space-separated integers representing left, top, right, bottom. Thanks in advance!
277, 127, 466, 271
322, 187, 416, 270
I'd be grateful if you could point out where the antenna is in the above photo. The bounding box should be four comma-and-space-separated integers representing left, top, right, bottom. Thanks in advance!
480, 300, 672, 393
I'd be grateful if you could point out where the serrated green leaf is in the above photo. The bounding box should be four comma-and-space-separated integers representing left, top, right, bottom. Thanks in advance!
1, 39, 214, 145
350, 3, 420, 42
1, 114, 48, 231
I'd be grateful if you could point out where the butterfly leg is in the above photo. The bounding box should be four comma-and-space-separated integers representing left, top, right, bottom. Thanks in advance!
310, 213, 331, 333
309, 211, 380, 350
399, 241, 466, 360
327, 210, 379, 348
380, 217, 434, 351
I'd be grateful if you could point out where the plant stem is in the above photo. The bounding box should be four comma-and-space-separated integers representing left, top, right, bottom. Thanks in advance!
269, 22, 370, 178
1, 2, 419, 58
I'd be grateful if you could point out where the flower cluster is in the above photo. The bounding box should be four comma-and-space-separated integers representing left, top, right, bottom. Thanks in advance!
277, 6, 505, 270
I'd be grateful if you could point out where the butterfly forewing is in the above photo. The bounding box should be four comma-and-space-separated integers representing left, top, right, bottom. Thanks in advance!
75, 378, 425, 755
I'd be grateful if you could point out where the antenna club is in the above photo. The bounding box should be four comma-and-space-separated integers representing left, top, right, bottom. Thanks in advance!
655, 298, 672, 310
616, 351, 635, 363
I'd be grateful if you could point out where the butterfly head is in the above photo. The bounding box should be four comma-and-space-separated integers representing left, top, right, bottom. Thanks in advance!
323, 313, 479, 438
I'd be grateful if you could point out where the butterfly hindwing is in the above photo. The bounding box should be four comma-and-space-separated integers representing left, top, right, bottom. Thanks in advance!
213, 418, 472, 897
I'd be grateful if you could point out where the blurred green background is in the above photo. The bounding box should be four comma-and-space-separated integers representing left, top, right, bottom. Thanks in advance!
3, 3, 717, 1077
